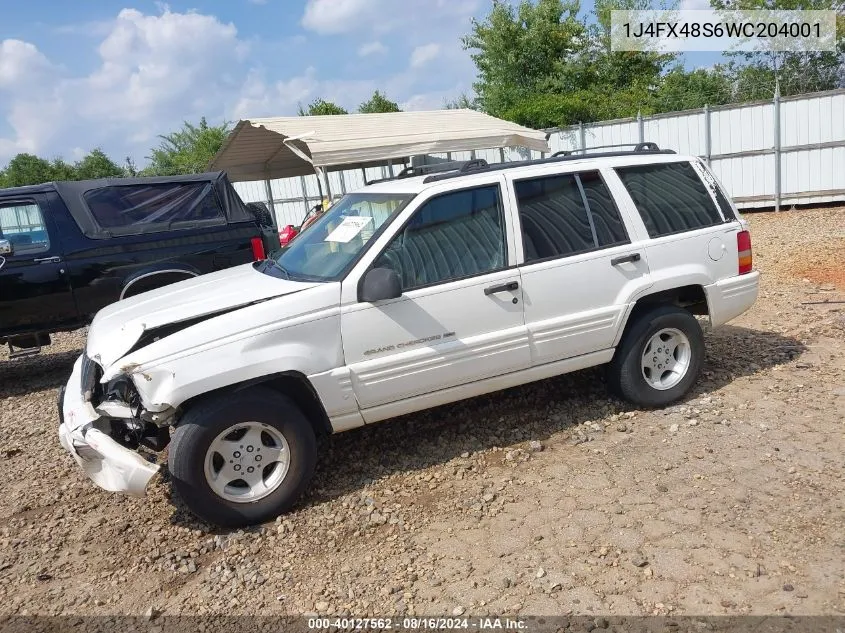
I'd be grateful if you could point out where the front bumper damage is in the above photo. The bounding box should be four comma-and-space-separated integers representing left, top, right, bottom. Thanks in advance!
58, 355, 160, 496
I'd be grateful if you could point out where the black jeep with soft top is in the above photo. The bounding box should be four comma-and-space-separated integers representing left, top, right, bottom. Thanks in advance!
0, 171, 276, 358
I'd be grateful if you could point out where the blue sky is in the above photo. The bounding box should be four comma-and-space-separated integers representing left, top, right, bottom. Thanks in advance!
0, 0, 715, 168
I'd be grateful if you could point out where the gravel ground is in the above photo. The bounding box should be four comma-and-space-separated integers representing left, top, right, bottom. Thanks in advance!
0, 207, 843, 618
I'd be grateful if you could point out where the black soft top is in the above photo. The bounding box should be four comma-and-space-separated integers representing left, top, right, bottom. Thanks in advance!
3, 172, 252, 239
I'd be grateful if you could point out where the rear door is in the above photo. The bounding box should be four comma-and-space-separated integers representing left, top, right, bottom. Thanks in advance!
612, 159, 741, 287
0, 196, 76, 336
508, 168, 652, 365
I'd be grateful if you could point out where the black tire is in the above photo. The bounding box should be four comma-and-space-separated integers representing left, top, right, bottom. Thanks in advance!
608, 305, 705, 407
168, 387, 317, 527
245, 202, 274, 228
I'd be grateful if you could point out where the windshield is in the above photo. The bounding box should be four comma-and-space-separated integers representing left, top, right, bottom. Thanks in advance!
261, 192, 414, 282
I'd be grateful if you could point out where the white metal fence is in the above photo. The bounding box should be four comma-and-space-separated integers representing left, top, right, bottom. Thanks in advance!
233, 88, 845, 225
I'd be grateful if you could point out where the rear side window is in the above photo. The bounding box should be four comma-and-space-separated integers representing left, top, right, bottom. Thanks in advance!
84, 182, 224, 234
0, 201, 50, 254
615, 162, 724, 238
514, 170, 629, 263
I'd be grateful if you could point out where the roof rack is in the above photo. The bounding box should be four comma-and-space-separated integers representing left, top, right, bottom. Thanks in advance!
365, 159, 490, 185
551, 141, 660, 157
422, 141, 674, 184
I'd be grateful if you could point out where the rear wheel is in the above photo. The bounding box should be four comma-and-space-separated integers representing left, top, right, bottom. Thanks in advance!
168, 387, 317, 527
608, 305, 705, 407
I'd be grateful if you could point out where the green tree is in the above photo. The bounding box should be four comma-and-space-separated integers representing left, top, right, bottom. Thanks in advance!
73, 148, 124, 180
444, 93, 477, 109
1, 153, 55, 187
358, 90, 401, 113
711, 0, 845, 99
462, 0, 586, 119
298, 98, 348, 116
655, 66, 734, 111
50, 158, 77, 181
145, 117, 232, 176
462, 0, 676, 128
123, 157, 139, 177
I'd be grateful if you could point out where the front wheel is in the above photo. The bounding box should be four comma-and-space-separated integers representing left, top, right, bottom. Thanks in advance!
168, 387, 317, 527
608, 305, 705, 407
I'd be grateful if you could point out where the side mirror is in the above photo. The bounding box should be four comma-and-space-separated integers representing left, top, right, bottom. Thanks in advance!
359, 267, 402, 303
0, 239, 11, 255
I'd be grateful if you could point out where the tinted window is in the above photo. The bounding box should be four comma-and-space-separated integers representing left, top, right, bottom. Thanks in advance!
712, 186, 736, 220
84, 182, 224, 233
693, 160, 736, 221
578, 171, 629, 247
0, 202, 50, 254
374, 185, 505, 290
515, 174, 594, 262
616, 162, 724, 237
514, 171, 628, 263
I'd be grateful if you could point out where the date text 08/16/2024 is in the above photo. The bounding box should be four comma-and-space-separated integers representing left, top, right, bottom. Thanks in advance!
307, 617, 528, 630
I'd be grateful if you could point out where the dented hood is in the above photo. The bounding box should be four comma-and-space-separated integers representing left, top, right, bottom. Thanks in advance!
87, 263, 319, 368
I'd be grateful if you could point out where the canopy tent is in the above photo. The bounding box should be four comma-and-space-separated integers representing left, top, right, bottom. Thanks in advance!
208, 109, 551, 183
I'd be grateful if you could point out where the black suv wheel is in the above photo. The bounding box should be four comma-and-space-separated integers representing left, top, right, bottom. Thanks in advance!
608, 305, 705, 407
168, 387, 317, 527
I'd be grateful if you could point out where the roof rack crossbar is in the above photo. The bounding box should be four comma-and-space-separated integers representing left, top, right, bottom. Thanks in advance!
366, 159, 491, 185
421, 143, 676, 184
552, 141, 661, 157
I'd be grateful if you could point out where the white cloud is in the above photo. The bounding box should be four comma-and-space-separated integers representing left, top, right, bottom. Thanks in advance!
0, 40, 53, 89
358, 41, 387, 57
231, 67, 320, 119
0, 3, 481, 166
80, 9, 247, 127
302, 0, 481, 35
0, 8, 251, 164
410, 43, 440, 68
679, 0, 712, 9
302, 0, 381, 34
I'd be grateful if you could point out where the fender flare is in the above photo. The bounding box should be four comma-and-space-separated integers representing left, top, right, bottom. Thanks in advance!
120, 264, 200, 300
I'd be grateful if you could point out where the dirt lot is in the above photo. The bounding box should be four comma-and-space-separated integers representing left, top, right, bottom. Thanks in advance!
0, 207, 843, 618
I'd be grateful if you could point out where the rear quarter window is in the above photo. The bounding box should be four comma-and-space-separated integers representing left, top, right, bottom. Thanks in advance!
615, 162, 725, 238
84, 182, 225, 235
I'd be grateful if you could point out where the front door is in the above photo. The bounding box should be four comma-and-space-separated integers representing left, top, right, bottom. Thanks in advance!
341, 182, 530, 413
0, 196, 76, 337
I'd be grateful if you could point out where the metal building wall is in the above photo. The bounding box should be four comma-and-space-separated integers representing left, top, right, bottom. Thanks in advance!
547, 88, 845, 210
234, 88, 845, 224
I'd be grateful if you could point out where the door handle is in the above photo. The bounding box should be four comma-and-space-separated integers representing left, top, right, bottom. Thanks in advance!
611, 253, 641, 266
33, 256, 62, 264
484, 281, 519, 295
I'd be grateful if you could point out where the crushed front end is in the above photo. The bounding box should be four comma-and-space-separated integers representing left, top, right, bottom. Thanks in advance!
58, 353, 171, 496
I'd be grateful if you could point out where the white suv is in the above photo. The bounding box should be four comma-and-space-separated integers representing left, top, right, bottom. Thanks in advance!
59, 146, 760, 527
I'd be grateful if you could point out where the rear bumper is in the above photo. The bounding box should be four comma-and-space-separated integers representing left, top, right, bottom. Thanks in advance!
58, 355, 160, 497
705, 270, 761, 328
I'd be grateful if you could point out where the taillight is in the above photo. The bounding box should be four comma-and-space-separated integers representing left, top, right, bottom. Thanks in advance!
250, 237, 266, 261
278, 225, 298, 246
737, 230, 752, 274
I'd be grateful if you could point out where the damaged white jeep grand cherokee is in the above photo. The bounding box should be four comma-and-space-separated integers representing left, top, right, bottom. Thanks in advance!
59, 146, 759, 527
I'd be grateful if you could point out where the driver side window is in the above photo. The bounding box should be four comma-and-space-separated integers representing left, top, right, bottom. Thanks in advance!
374, 184, 506, 291
0, 201, 50, 255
